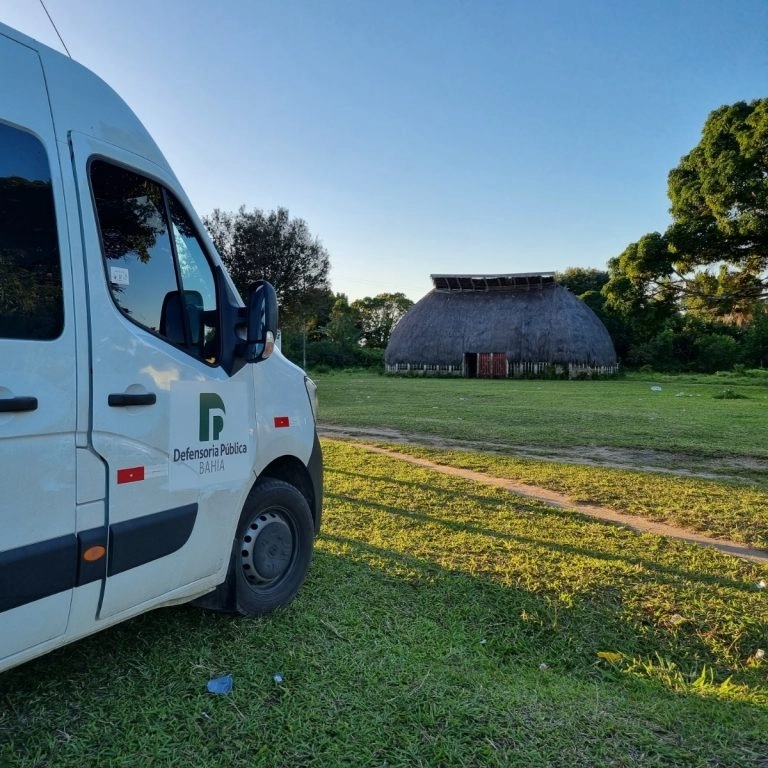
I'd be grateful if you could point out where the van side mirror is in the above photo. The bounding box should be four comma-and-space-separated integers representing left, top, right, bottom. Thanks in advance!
246, 280, 279, 362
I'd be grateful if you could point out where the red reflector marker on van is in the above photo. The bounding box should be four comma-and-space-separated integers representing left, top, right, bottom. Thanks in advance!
274, 416, 290, 428
117, 466, 145, 484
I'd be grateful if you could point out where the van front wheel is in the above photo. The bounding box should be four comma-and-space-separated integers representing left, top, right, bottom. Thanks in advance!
233, 478, 314, 615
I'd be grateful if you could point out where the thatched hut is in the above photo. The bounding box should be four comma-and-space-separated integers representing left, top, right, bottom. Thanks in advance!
385, 273, 618, 378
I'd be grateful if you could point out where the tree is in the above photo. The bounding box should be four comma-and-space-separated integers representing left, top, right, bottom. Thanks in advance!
667, 99, 768, 315
323, 294, 362, 346
603, 233, 679, 335
203, 206, 331, 322
351, 292, 413, 348
278, 286, 335, 369
555, 267, 609, 297
696, 333, 741, 373
605, 98, 768, 321
742, 302, 768, 367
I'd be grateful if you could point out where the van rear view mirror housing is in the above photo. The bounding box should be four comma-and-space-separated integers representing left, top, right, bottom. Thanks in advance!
215, 269, 279, 374
245, 280, 279, 363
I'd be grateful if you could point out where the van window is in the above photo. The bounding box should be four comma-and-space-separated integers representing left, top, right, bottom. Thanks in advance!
169, 197, 218, 361
90, 161, 218, 363
0, 122, 63, 340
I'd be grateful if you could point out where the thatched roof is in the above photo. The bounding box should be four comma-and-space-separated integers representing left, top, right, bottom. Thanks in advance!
385, 279, 617, 367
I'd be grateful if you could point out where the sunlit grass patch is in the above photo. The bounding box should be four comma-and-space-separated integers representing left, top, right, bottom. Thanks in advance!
360, 441, 768, 548
322, 440, 768, 689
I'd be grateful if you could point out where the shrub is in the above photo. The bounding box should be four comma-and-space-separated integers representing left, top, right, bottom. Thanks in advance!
697, 334, 741, 373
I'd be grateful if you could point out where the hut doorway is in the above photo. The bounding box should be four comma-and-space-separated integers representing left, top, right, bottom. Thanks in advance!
464, 352, 508, 378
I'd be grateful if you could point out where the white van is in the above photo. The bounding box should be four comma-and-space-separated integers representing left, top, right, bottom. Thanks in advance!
0, 22, 322, 673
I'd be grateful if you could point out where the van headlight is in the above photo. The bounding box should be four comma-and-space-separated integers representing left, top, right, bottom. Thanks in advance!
304, 376, 318, 423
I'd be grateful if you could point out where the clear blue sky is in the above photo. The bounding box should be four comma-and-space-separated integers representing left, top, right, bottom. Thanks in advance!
6, 1, 767, 302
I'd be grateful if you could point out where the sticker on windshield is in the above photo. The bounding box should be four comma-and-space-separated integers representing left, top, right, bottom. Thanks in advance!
110, 266, 130, 286
169, 381, 252, 489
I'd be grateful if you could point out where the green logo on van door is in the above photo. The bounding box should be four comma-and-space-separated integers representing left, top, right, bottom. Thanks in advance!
199, 393, 226, 442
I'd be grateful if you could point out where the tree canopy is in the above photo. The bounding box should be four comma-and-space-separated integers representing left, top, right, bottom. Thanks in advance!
323, 294, 362, 346
203, 206, 331, 321
351, 292, 413, 348
556, 267, 609, 297
605, 98, 768, 321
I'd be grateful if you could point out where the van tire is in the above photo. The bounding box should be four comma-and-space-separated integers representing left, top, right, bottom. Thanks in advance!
233, 478, 314, 615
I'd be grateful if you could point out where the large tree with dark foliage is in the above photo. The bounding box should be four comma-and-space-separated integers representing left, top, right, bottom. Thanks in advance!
203, 206, 331, 322
604, 98, 768, 322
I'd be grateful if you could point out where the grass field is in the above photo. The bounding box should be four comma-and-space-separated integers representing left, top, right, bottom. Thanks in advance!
371, 443, 768, 548
313, 371, 768, 464
2, 441, 767, 767
3, 374, 767, 766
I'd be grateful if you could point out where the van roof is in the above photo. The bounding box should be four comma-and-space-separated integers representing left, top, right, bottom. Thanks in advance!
0, 21, 173, 175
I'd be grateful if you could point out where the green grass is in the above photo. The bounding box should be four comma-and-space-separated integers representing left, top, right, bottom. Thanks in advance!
2, 441, 767, 767
313, 371, 768, 463
366, 442, 768, 548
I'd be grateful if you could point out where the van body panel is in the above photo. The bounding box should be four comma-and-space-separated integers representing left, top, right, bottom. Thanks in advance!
0, 594, 72, 661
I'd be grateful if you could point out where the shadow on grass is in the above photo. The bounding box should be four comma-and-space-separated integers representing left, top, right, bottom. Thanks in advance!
2, 543, 766, 768
324, 485, 760, 595
1, 538, 767, 767
2, 449, 767, 766
318, 526, 761, 679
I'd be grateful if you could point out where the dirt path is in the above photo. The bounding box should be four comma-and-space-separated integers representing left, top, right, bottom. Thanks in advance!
318, 425, 768, 482
319, 425, 768, 483
320, 428, 768, 565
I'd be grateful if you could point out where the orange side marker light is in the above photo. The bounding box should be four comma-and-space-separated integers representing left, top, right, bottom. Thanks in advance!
83, 545, 106, 562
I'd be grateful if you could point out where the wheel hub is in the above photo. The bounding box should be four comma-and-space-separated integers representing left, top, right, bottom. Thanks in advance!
240, 511, 294, 585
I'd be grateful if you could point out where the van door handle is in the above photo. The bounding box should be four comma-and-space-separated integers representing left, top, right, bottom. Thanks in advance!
0, 396, 38, 412
108, 393, 157, 407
